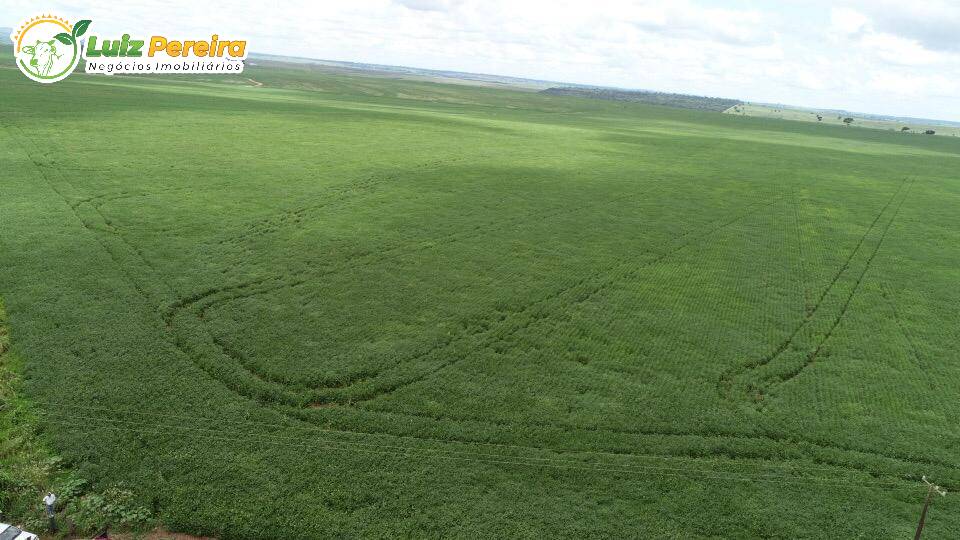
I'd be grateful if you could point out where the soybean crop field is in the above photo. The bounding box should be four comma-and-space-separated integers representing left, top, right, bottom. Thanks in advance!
2, 55, 960, 538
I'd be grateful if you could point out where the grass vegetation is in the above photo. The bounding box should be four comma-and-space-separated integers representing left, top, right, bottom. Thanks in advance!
0, 297, 62, 533
1, 299, 151, 540
2, 45, 960, 537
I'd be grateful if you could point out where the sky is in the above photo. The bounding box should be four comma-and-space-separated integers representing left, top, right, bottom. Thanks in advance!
3, 0, 959, 121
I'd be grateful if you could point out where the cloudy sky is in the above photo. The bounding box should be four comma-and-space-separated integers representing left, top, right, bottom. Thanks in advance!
3, 0, 959, 120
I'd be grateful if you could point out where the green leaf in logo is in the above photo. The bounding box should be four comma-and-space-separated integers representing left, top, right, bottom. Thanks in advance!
54, 33, 75, 46
72, 19, 92, 38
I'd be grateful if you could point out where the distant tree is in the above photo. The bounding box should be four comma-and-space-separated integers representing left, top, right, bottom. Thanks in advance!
843, 117, 854, 125
901, 126, 910, 132
925, 129, 936, 135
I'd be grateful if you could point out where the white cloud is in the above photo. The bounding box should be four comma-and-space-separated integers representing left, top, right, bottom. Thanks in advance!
624, 2, 775, 46
861, 32, 944, 66
841, 0, 960, 52
830, 7, 870, 36
396, 0, 462, 12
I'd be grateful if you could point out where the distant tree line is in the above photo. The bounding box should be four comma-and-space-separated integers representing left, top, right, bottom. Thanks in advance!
541, 87, 741, 112
901, 126, 937, 135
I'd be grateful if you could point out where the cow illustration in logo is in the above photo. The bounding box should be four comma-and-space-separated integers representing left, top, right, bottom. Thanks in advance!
10, 15, 91, 83
21, 40, 62, 76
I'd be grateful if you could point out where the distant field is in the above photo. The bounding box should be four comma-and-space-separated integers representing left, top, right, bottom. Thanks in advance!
3, 47, 960, 538
728, 102, 960, 137
542, 86, 740, 111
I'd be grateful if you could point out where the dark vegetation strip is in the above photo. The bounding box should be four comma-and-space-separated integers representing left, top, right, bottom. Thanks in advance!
541, 87, 741, 112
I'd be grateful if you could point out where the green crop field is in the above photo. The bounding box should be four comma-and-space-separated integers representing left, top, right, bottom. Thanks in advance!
2, 52, 960, 538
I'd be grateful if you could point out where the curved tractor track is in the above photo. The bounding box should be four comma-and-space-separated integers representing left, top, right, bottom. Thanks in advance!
718, 177, 914, 406
168, 191, 782, 406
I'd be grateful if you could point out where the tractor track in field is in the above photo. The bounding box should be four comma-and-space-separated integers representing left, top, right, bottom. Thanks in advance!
717, 177, 913, 405
289, 193, 777, 403
37, 404, 959, 491
11, 123, 957, 491
163, 184, 661, 392
331, 193, 787, 405
155, 173, 668, 401
210, 335, 378, 390
764, 180, 913, 389
7, 124, 179, 314
7, 122, 306, 405
69, 186, 196, 210
173, 189, 781, 405
285, 405, 960, 487
36, 401, 960, 490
